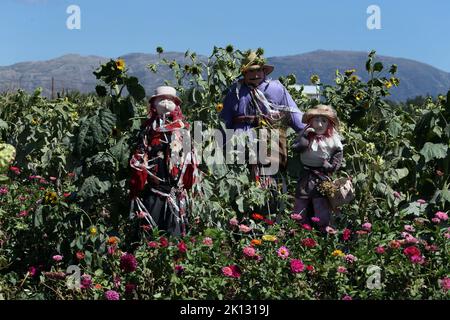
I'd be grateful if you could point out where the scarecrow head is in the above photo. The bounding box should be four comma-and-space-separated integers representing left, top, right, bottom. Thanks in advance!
240, 50, 274, 87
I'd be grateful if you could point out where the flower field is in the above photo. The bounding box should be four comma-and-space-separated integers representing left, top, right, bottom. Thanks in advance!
0, 47, 449, 300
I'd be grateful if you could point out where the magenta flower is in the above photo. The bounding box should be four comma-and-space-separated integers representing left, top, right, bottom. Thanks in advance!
393, 191, 401, 199
410, 255, 425, 264
80, 274, 92, 289
243, 246, 256, 258
375, 246, 386, 254
177, 241, 187, 253
417, 199, 426, 205
28, 266, 37, 277
290, 213, 303, 221
18, 210, 28, 217
290, 259, 305, 273
221, 265, 241, 278
174, 265, 185, 275
120, 253, 138, 273
105, 290, 120, 300
362, 222, 372, 232
311, 217, 320, 223
440, 277, 450, 292
301, 224, 312, 231
342, 295, 352, 300
229, 217, 239, 226
343, 228, 352, 241
147, 241, 159, 248
326, 226, 337, 234
202, 237, 213, 246
404, 225, 415, 232
52, 255, 63, 262
435, 211, 448, 221
277, 246, 290, 259
0, 187, 8, 195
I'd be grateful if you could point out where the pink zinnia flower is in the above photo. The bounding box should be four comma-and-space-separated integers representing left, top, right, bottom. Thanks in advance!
107, 245, 116, 255
290, 259, 305, 273
375, 246, 385, 254
105, 290, 120, 300
337, 266, 348, 273
18, 210, 28, 217
136, 211, 146, 219
342, 295, 352, 300
417, 199, 426, 205
120, 253, 138, 273
345, 254, 358, 264
239, 224, 252, 233
403, 246, 421, 257
229, 217, 239, 226
410, 255, 425, 264
432, 217, 441, 224
393, 191, 401, 199
311, 217, 320, 223
243, 246, 256, 258
52, 255, 63, 262
290, 213, 303, 221
435, 211, 448, 221
10, 166, 21, 175
343, 228, 352, 241
326, 226, 337, 234
362, 222, 372, 232
222, 265, 241, 278
405, 234, 419, 244
202, 237, 213, 246
302, 224, 312, 231
0, 187, 8, 195
404, 225, 415, 232
277, 246, 290, 259
147, 241, 159, 248
440, 277, 450, 292
49, 176, 57, 181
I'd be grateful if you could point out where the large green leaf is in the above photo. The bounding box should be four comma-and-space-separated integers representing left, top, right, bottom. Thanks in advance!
77, 176, 112, 199
419, 142, 448, 163
75, 110, 116, 155
109, 136, 130, 169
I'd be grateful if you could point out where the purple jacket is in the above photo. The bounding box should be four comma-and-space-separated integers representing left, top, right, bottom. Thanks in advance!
220, 79, 305, 132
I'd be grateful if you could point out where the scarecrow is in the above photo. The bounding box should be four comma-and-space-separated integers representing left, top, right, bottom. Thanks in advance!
129, 86, 198, 238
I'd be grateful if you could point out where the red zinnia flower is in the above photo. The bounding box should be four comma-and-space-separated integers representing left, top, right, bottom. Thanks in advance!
302, 238, 317, 248
403, 246, 421, 257
76, 251, 85, 260
252, 213, 264, 221
159, 236, 169, 248
343, 228, 352, 241
177, 241, 187, 253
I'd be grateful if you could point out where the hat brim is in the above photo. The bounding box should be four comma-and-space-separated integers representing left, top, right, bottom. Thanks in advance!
302, 110, 339, 127
149, 94, 181, 105
242, 64, 274, 75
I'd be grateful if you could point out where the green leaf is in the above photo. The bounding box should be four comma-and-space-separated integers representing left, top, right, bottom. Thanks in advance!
0, 119, 8, 131
419, 142, 448, 163
78, 176, 112, 199
110, 137, 130, 169
95, 85, 107, 97
125, 77, 146, 101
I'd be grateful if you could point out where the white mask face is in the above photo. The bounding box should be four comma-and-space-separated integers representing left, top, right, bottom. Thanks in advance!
311, 116, 329, 135
155, 98, 176, 115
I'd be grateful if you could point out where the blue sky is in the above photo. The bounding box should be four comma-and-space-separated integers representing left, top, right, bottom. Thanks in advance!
1, 0, 450, 71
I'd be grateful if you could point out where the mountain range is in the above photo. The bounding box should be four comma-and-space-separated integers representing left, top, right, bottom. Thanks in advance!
1, 50, 449, 101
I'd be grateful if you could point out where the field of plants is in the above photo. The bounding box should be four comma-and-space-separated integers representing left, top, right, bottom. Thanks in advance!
0, 47, 449, 300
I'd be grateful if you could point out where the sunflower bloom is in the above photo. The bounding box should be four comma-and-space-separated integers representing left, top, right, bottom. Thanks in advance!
116, 59, 126, 71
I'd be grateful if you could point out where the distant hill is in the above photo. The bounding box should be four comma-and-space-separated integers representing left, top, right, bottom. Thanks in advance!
1, 50, 449, 101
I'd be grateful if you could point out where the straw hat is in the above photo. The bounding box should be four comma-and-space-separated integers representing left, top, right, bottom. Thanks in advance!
149, 86, 181, 105
302, 104, 339, 127
240, 51, 274, 75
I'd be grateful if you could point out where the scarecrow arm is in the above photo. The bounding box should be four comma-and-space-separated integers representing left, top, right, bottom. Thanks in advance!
323, 149, 343, 173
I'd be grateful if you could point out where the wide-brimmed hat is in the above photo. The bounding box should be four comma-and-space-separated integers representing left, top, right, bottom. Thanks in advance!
302, 104, 340, 128
149, 86, 181, 105
240, 51, 274, 75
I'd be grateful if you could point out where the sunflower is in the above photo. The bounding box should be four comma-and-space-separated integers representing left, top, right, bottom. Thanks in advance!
116, 58, 126, 71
